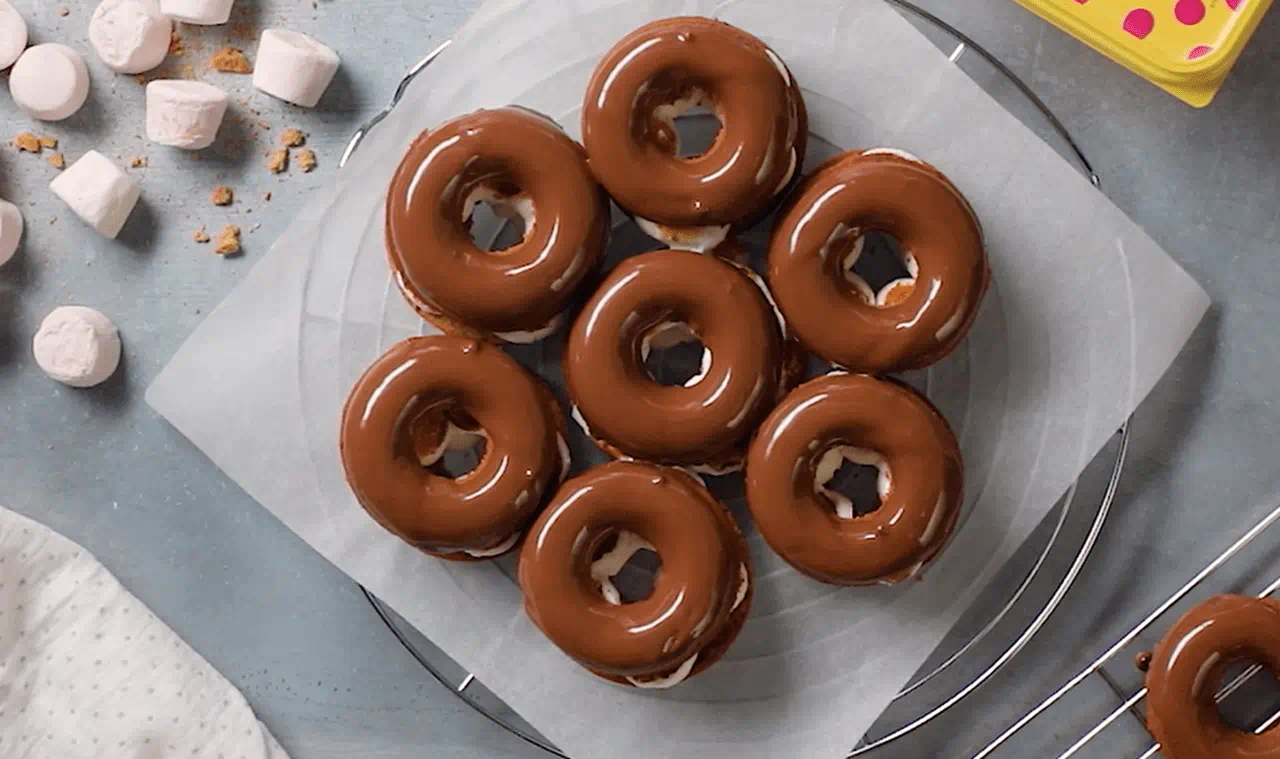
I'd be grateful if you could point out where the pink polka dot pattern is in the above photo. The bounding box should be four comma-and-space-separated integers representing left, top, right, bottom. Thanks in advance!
1174, 0, 1206, 24
1187, 44, 1214, 59
1123, 8, 1156, 38
1226, 0, 1243, 9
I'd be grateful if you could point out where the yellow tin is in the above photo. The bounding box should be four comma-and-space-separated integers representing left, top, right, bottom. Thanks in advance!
1015, 0, 1272, 106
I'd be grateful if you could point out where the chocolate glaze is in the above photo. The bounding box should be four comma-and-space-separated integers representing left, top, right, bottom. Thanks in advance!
340, 335, 565, 558
564, 248, 785, 468
386, 107, 610, 340
768, 150, 988, 374
1146, 595, 1280, 759
744, 372, 963, 585
582, 17, 807, 232
518, 461, 750, 684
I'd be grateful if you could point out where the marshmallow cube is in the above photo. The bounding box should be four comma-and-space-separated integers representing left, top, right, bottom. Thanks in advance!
0, 0, 27, 70
0, 199, 23, 267
9, 44, 91, 121
159, 0, 233, 25
146, 80, 229, 149
89, 0, 172, 74
50, 151, 141, 239
33, 306, 123, 388
253, 29, 339, 108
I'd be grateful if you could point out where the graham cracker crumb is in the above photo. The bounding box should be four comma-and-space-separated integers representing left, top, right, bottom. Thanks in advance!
47, 153, 65, 170
58, 7, 69, 16
296, 148, 317, 173
211, 186, 234, 206
38, 135, 57, 149
179, 63, 196, 79
257, 120, 271, 130
169, 32, 184, 56
130, 156, 147, 168
211, 47, 252, 74
13, 133, 40, 152
133, 74, 146, 86
229, 23, 254, 41
266, 149, 288, 174
280, 128, 306, 148
214, 225, 241, 255
260, 191, 271, 202
193, 227, 210, 243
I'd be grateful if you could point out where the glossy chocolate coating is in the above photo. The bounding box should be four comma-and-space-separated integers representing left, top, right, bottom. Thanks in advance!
768, 150, 988, 374
518, 461, 748, 682
744, 373, 963, 585
564, 249, 785, 467
1146, 595, 1280, 759
339, 336, 564, 557
386, 107, 610, 339
581, 16, 806, 229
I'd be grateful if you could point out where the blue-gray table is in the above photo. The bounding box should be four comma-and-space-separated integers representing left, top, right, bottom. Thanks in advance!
2, 1, 1277, 756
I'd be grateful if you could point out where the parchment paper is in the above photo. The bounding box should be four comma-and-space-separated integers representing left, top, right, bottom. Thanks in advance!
146, 1, 1210, 757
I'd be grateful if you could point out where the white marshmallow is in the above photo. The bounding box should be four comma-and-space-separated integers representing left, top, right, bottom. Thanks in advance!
145, 80, 229, 149
50, 151, 141, 239
252, 29, 339, 108
9, 44, 91, 122
33, 306, 123, 388
159, 0, 233, 25
89, 0, 172, 74
0, 199, 23, 267
0, 0, 27, 70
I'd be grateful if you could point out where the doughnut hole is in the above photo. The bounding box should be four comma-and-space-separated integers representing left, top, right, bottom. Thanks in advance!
641, 321, 710, 387
589, 530, 662, 605
403, 402, 488, 479
1214, 659, 1280, 732
461, 181, 533, 253
814, 445, 890, 519
823, 225, 917, 307
640, 74, 724, 160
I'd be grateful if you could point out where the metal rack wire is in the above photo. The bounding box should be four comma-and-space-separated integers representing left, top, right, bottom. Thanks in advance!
974, 500, 1280, 759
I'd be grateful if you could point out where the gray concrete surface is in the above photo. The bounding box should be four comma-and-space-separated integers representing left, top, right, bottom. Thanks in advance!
1, 0, 1278, 756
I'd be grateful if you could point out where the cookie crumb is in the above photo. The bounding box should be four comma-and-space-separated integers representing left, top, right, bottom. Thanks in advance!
260, 191, 271, 202
58, 7, 69, 16
257, 120, 271, 130
130, 156, 147, 168
210, 47, 252, 74
13, 132, 40, 152
266, 149, 288, 174
296, 148, 317, 173
210, 186, 234, 206
280, 128, 306, 148
38, 135, 58, 149
214, 225, 241, 255
47, 153, 65, 170
193, 227, 210, 243
168, 32, 184, 56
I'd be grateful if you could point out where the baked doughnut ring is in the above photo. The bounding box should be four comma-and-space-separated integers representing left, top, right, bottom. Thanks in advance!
582, 16, 807, 252
340, 336, 570, 560
768, 149, 988, 374
386, 107, 610, 343
518, 461, 751, 688
1145, 595, 1280, 759
744, 372, 963, 585
564, 248, 787, 473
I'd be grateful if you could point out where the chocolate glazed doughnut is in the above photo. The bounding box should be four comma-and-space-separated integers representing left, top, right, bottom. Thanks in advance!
1144, 595, 1280, 759
582, 17, 807, 252
744, 372, 963, 585
768, 149, 988, 374
564, 248, 786, 473
340, 336, 570, 560
386, 107, 610, 343
519, 461, 752, 688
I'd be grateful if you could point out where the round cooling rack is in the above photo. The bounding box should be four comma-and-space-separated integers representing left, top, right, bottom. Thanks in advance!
341, 2, 1132, 755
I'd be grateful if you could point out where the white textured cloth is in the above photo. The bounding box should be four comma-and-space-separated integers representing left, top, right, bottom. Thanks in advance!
0, 505, 288, 759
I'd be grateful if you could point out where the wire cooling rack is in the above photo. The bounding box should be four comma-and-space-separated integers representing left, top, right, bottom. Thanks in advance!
973, 500, 1280, 759
338, 2, 1132, 756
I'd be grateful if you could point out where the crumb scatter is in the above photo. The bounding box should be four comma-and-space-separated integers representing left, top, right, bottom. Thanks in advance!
211, 48, 252, 74
281, 129, 307, 148
297, 149, 317, 173
214, 225, 241, 255
48, 153, 65, 170
266, 149, 288, 174
211, 186, 234, 206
